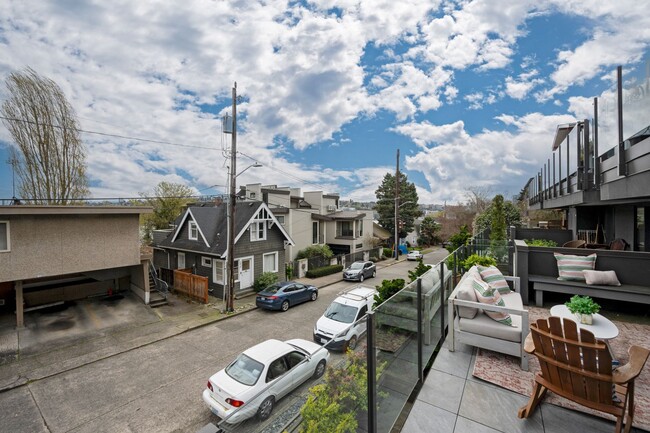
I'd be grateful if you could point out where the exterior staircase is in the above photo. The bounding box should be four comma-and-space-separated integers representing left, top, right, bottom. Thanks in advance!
148, 261, 169, 308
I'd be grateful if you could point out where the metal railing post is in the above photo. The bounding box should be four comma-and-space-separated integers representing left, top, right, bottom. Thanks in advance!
367, 312, 377, 433
417, 278, 423, 384
440, 261, 445, 339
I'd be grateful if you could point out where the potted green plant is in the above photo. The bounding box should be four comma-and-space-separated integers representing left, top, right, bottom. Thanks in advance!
565, 295, 601, 325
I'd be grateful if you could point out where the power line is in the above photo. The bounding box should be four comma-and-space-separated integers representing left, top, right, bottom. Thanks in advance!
0, 115, 218, 150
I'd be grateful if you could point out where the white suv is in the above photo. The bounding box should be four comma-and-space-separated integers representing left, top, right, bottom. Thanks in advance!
313, 286, 377, 351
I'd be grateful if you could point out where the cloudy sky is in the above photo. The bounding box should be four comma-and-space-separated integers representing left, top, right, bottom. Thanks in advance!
0, 0, 648, 204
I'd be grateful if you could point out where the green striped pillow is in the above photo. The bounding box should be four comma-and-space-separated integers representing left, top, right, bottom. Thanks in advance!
478, 265, 511, 294
472, 278, 512, 326
554, 253, 597, 281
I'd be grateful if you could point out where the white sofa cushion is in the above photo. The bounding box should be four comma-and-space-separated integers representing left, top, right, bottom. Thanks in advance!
458, 291, 523, 343
455, 267, 480, 319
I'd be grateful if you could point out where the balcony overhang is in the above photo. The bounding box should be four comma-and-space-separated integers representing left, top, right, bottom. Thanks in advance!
552, 123, 577, 150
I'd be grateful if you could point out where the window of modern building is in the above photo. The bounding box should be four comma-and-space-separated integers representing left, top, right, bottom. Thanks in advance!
312, 221, 318, 244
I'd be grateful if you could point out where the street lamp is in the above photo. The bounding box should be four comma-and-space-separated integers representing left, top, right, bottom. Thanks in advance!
225, 160, 263, 312
394, 200, 413, 261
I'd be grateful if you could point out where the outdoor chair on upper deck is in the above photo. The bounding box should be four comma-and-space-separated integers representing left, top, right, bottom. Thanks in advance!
562, 239, 586, 248
518, 317, 649, 433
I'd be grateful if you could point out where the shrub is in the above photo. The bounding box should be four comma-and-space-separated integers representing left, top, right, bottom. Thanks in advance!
296, 244, 333, 260
408, 260, 432, 283
301, 349, 385, 433
382, 247, 393, 258
525, 238, 557, 247
461, 253, 497, 269
373, 278, 406, 308
253, 272, 278, 292
285, 263, 293, 280
305, 264, 343, 278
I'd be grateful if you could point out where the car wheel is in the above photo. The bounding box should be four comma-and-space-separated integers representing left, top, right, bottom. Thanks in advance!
359, 274, 364, 282
372, 270, 376, 278
347, 335, 358, 351
281, 300, 290, 312
310, 291, 318, 301
313, 359, 326, 378
257, 396, 274, 421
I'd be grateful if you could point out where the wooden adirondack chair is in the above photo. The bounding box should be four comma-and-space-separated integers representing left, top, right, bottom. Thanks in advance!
518, 317, 649, 433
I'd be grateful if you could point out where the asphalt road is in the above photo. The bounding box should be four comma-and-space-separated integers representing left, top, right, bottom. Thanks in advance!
0, 250, 449, 433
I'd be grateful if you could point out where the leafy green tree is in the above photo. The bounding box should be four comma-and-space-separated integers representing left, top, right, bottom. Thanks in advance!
1, 67, 89, 203
253, 272, 278, 292
490, 195, 506, 242
296, 244, 333, 260
474, 198, 522, 234
418, 215, 440, 246
374, 172, 421, 239
139, 181, 194, 243
446, 225, 471, 253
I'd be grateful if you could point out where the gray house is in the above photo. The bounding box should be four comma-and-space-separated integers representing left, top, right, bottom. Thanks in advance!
153, 200, 293, 298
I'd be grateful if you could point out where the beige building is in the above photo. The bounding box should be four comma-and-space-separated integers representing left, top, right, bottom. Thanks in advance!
241, 184, 374, 261
0, 205, 152, 327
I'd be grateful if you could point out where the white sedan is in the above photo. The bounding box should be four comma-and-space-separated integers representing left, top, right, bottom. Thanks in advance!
406, 250, 424, 260
202, 338, 329, 424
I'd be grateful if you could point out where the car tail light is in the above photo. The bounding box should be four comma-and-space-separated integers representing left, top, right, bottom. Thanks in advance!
207, 381, 213, 392
267, 296, 278, 300
226, 398, 245, 407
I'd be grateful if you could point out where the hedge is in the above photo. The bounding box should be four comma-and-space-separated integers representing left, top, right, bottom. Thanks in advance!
306, 264, 343, 278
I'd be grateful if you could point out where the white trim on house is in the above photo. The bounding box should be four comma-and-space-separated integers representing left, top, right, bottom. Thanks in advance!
249, 220, 267, 241
263, 252, 278, 273
170, 209, 210, 247
235, 255, 254, 289
234, 202, 294, 245
0, 221, 9, 252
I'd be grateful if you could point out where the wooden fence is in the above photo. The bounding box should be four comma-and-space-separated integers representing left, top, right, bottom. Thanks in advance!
173, 269, 209, 304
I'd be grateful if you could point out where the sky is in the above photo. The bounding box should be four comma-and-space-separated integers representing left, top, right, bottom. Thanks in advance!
0, 0, 648, 205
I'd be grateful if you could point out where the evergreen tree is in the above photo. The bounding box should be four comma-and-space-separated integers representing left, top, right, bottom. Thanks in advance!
374, 172, 421, 239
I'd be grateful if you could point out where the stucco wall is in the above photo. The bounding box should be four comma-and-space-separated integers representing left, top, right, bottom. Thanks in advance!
0, 214, 141, 282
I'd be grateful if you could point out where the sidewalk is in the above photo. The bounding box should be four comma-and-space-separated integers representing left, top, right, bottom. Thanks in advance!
0, 256, 408, 394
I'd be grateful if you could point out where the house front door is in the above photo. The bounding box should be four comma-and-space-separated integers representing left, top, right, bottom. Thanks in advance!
238, 258, 253, 289
178, 252, 186, 269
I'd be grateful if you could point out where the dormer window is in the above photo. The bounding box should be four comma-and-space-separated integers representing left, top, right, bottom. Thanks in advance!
189, 221, 198, 240
250, 221, 266, 241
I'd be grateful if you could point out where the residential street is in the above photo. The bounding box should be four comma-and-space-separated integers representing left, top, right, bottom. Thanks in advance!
0, 250, 449, 433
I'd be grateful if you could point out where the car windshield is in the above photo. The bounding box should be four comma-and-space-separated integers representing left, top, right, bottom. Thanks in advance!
226, 353, 264, 386
264, 283, 284, 294
349, 262, 364, 270
324, 301, 358, 324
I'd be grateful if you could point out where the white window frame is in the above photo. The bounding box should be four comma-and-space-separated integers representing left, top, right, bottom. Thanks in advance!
0, 221, 9, 252
312, 221, 319, 244
250, 221, 267, 241
213, 259, 225, 284
189, 221, 198, 240
201, 256, 212, 267
263, 252, 278, 273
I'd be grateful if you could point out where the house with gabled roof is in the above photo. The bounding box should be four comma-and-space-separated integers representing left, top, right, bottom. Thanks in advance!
153, 200, 293, 298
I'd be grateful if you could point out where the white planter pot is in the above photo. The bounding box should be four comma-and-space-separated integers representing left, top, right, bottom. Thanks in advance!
575, 313, 593, 325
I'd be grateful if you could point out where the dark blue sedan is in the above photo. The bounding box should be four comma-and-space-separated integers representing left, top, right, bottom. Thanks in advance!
255, 281, 318, 312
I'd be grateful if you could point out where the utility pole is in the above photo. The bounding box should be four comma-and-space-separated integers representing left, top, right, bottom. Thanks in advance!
226, 82, 238, 312
394, 149, 400, 260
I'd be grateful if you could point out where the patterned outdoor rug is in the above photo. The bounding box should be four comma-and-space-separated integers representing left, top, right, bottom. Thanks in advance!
472, 307, 650, 431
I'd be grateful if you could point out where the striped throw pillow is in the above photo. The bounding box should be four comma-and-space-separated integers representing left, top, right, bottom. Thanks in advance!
472, 278, 512, 326
478, 265, 511, 294
554, 253, 597, 281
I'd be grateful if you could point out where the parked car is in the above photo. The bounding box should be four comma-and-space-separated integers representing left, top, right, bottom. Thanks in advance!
342, 261, 376, 282
406, 250, 424, 261
256, 281, 318, 312
313, 286, 377, 351
203, 338, 329, 424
